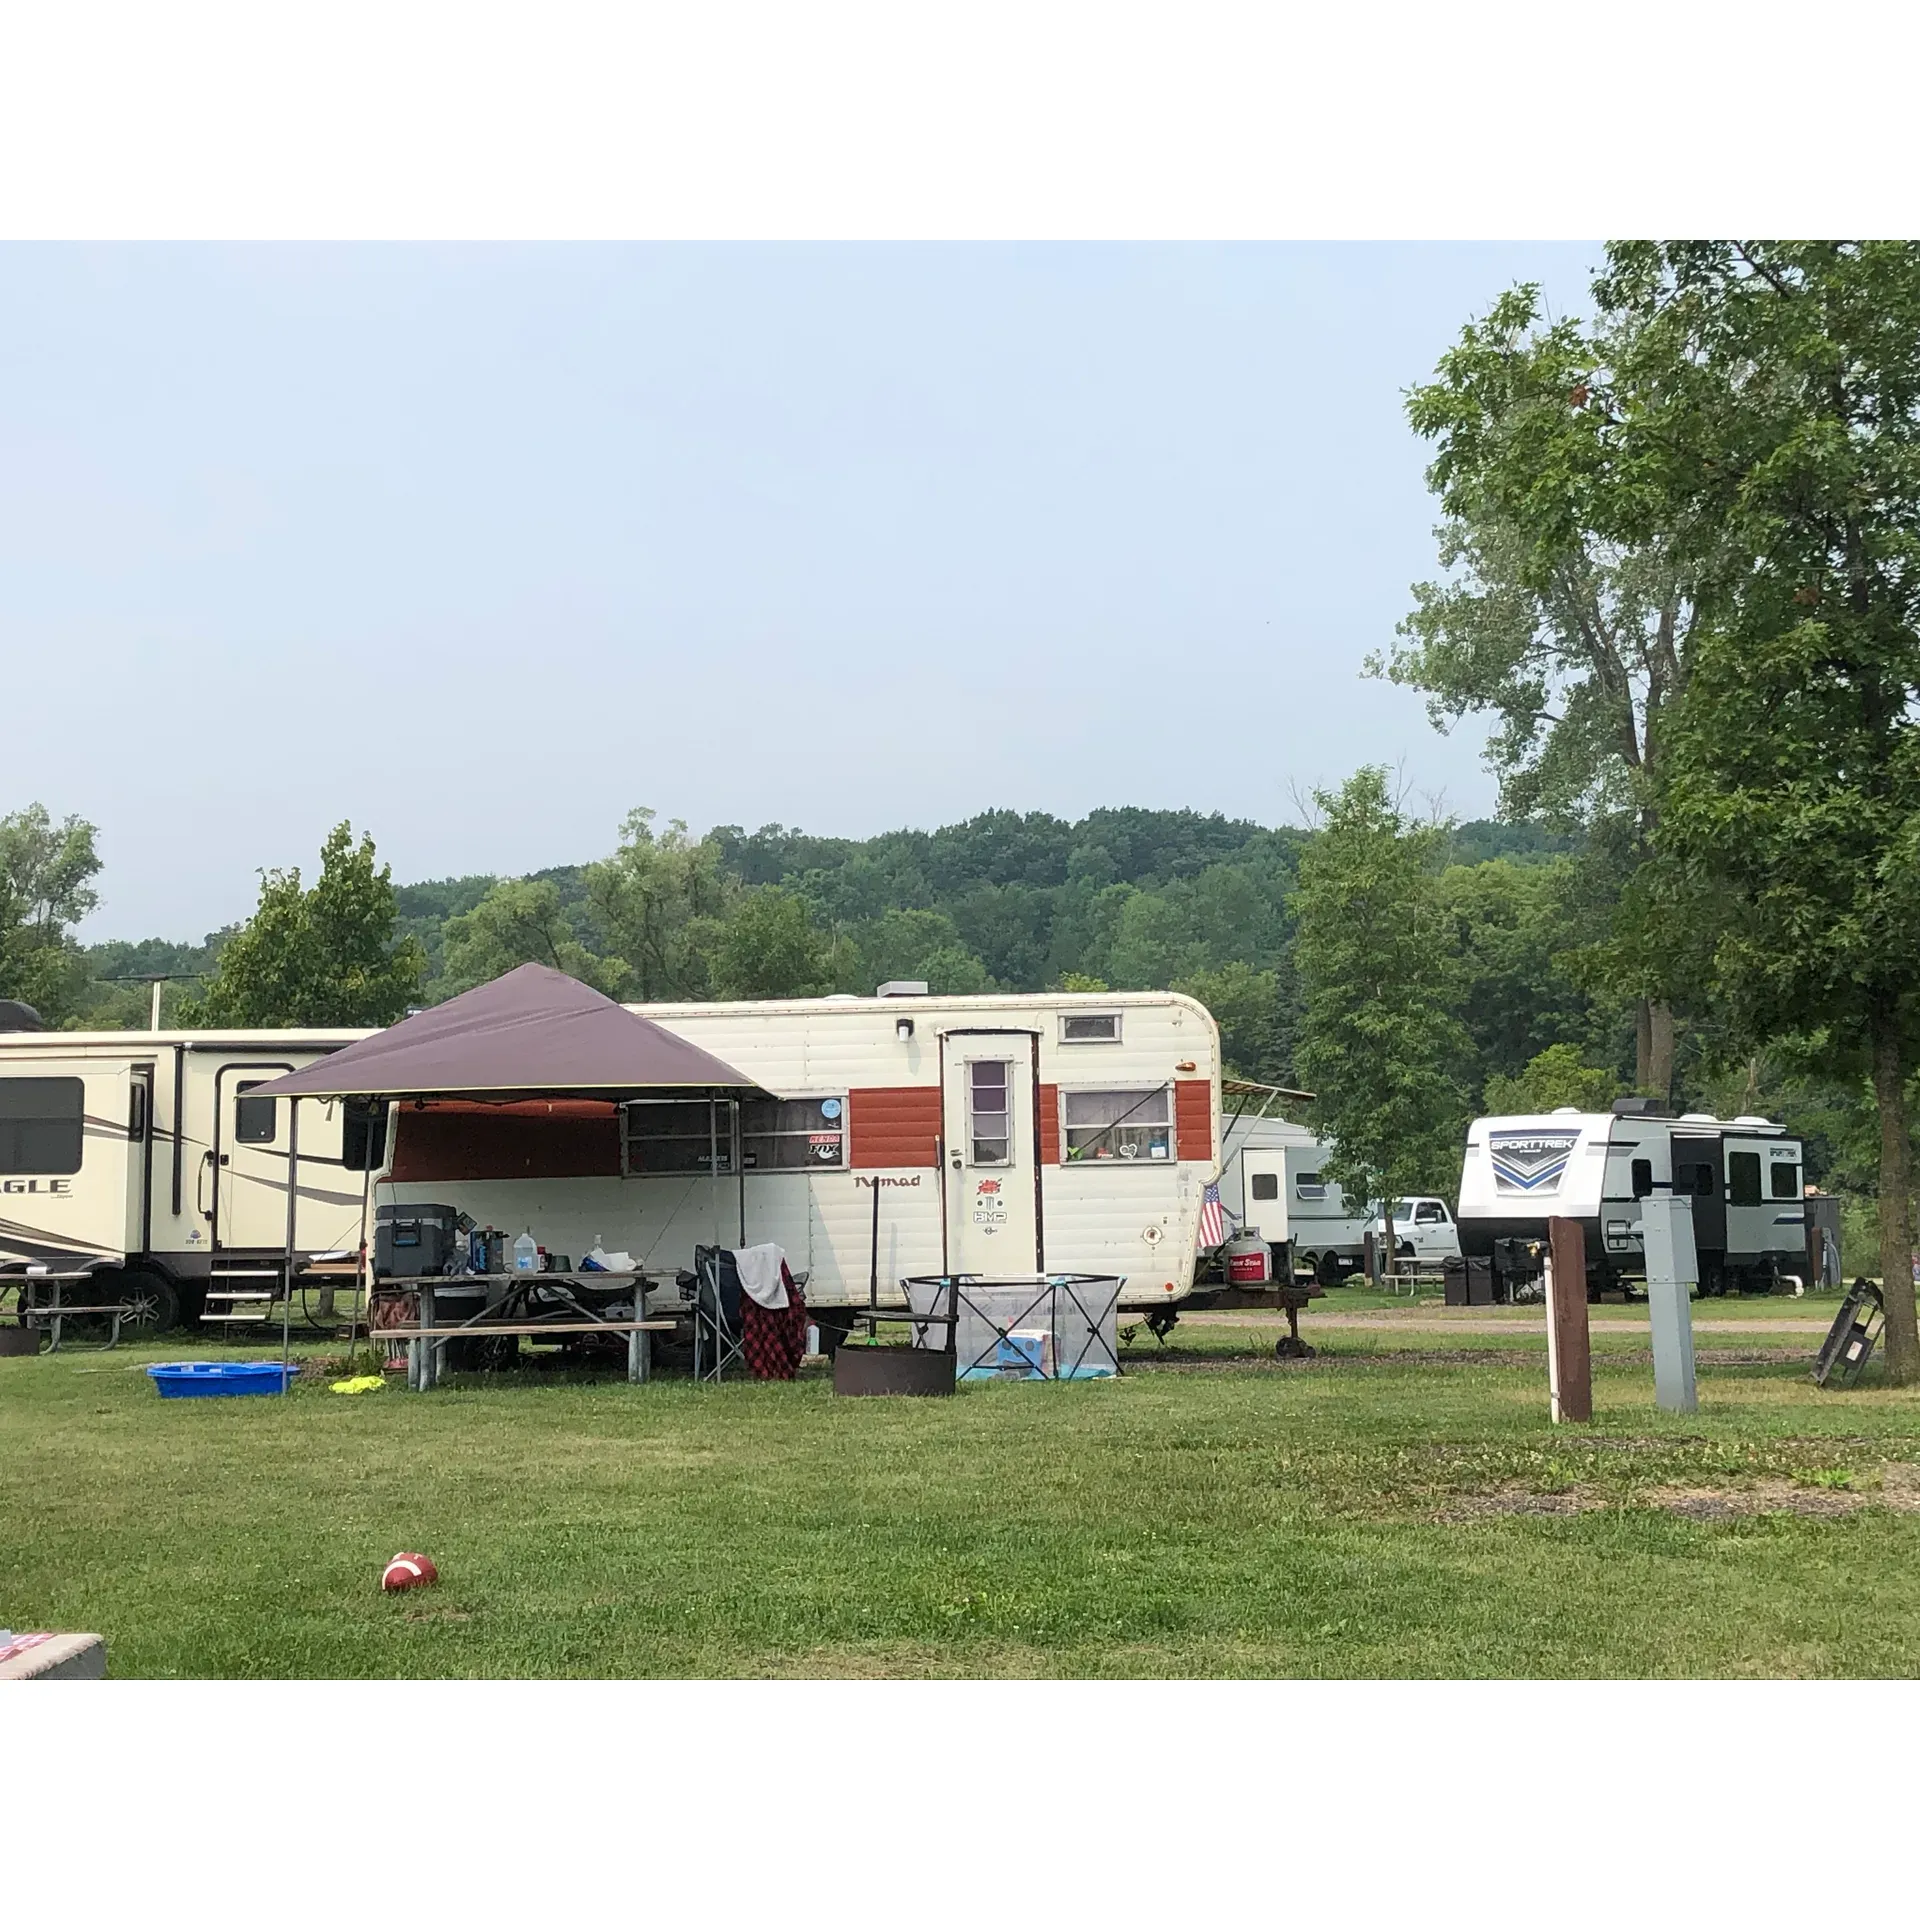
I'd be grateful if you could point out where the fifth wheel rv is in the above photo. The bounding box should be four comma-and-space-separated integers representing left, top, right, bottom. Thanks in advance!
1457, 1101, 1809, 1296
0, 1022, 370, 1330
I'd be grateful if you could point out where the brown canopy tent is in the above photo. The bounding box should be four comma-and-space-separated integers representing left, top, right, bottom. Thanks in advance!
237, 964, 765, 1385
244, 962, 757, 1102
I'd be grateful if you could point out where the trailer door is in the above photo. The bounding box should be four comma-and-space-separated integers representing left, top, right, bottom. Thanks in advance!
1242, 1150, 1289, 1242
214, 1061, 300, 1252
1670, 1135, 1726, 1255
941, 1034, 1042, 1274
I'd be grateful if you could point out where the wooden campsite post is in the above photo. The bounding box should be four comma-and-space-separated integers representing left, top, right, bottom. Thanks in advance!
1544, 1214, 1592, 1424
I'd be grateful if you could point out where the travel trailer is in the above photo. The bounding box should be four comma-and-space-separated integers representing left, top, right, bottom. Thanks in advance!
0, 1023, 371, 1330
1457, 1102, 1810, 1295
2, 987, 1225, 1332
376, 988, 1224, 1321
1213, 1109, 1366, 1284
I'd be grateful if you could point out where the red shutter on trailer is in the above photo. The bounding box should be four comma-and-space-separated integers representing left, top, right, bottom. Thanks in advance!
1174, 1079, 1213, 1163
848, 1086, 942, 1168
1039, 1083, 1061, 1164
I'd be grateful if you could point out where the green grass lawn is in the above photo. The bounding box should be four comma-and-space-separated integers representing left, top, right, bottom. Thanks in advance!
5, 1316, 1918, 1679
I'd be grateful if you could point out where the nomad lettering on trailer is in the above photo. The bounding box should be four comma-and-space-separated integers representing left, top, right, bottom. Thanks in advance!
854, 1174, 923, 1189
1, 1178, 73, 1196
1488, 1130, 1580, 1195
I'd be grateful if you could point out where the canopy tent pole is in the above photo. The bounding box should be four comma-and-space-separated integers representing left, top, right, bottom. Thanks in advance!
708, 1095, 720, 1249
735, 1095, 745, 1245
281, 1097, 299, 1395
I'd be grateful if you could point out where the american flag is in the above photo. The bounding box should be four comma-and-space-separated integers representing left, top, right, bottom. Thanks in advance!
1198, 1181, 1227, 1250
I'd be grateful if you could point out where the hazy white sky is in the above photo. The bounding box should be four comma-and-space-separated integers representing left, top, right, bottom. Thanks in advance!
1, 243, 1603, 940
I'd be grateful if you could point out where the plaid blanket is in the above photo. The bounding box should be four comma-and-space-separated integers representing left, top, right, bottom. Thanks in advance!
740, 1263, 808, 1381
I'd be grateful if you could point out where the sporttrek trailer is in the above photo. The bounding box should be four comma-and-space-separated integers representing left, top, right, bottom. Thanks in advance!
375, 988, 1224, 1315
1457, 1102, 1810, 1297
0, 1028, 370, 1330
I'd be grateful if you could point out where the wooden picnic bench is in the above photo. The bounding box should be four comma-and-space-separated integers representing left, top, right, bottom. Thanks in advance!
378, 1319, 677, 1390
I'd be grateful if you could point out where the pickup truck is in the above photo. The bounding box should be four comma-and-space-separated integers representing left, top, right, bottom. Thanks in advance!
1365, 1196, 1462, 1267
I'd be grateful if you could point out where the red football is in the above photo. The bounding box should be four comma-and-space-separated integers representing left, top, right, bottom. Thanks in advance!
382, 1552, 439, 1592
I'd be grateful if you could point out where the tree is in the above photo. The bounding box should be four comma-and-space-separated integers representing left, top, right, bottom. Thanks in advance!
1171, 961, 1296, 1086
707, 888, 833, 999
0, 804, 103, 1026
1625, 242, 1920, 1379
1292, 769, 1470, 1220
1377, 283, 1703, 1097
437, 878, 626, 1001
1484, 1043, 1620, 1116
585, 809, 736, 999
845, 908, 994, 996
200, 823, 425, 1027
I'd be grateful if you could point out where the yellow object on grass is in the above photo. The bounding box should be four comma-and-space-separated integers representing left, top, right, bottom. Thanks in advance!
330, 1375, 386, 1395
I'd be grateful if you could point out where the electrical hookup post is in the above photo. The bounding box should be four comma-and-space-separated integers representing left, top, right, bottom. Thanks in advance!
1543, 1216, 1592, 1424
1639, 1189, 1700, 1415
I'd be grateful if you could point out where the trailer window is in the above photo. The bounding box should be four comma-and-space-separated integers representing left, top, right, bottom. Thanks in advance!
624, 1099, 734, 1175
1059, 1011, 1121, 1044
1250, 1172, 1280, 1202
1631, 1159, 1653, 1198
1771, 1159, 1800, 1199
1295, 1172, 1327, 1201
1728, 1151, 1762, 1207
0, 1076, 84, 1175
743, 1097, 845, 1171
234, 1081, 277, 1145
967, 1062, 1012, 1165
1062, 1086, 1172, 1163
343, 1099, 389, 1172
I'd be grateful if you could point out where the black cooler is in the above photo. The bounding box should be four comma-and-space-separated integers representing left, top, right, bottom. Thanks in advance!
375, 1203, 461, 1278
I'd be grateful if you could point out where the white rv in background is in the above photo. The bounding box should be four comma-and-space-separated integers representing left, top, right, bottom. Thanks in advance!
1211, 1110, 1458, 1284
1457, 1103, 1809, 1295
0, 1023, 371, 1329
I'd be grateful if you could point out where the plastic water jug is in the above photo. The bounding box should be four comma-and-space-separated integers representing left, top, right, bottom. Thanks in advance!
514, 1229, 539, 1275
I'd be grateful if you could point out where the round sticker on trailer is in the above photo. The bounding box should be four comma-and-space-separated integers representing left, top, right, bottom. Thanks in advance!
819, 1098, 842, 1120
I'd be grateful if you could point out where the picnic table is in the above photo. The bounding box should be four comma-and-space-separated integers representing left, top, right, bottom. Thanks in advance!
385, 1272, 675, 1390
4, 1270, 131, 1353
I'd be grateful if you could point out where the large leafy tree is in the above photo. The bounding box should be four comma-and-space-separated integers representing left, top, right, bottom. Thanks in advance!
707, 887, 833, 999
200, 823, 424, 1027
0, 804, 103, 1026
1617, 241, 1920, 1379
1378, 285, 1701, 1096
436, 878, 625, 1001
1293, 769, 1469, 1216
585, 809, 736, 999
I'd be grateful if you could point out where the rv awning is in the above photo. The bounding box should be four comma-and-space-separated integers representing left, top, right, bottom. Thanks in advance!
236, 963, 762, 1102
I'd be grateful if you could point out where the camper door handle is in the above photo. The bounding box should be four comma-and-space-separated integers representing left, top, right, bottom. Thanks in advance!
950, 1151, 962, 1170
196, 1150, 213, 1218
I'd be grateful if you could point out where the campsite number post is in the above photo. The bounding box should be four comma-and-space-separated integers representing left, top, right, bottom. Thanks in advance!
1640, 1189, 1699, 1415
1543, 1215, 1592, 1424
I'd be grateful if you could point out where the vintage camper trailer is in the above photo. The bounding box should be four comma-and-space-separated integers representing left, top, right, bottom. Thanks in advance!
0, 1025, 371, 1330
1457, 1102, 1809, 1295
375, 987, 1224, 1316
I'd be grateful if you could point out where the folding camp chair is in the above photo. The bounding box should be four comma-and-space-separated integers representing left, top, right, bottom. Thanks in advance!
684, 1245, 746, 1383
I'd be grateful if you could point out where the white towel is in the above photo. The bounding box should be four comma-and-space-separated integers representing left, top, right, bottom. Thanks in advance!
732, 1242, 789, 1309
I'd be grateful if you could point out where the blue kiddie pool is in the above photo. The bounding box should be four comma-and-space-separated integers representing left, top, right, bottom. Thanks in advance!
147, 1362, 298, 1399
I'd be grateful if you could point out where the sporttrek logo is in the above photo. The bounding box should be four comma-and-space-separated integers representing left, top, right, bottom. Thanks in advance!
1489, 1129, 1580, 1196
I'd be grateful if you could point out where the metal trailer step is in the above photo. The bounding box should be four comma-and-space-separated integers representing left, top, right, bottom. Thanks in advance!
205, 1290, 275, 1301
199, 1312, 272, 1324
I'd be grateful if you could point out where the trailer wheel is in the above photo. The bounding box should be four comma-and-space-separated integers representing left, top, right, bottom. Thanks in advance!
106, 1267, 180, 1338
1316, 1253, 1347, 1289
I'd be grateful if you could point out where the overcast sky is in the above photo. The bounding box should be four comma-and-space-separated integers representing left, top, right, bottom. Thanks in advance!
1, 244, 1603, 941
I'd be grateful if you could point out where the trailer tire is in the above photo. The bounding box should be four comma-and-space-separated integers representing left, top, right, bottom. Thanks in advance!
106, 1266, 180, 1338
1316, 1253, 1347, 1288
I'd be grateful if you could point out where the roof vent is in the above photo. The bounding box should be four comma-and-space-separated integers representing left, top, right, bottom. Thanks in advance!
1550, 1106, 1582, 1115
0, 1000, 45, 1033
1677, 1112, 1720, 1125
876, 981, 929, 998
1730, 1114, 1775, 1128
1612, 1096, 1666, 1117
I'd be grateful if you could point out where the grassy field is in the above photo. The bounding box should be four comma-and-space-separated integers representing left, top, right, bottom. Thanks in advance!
5, 1304, 1919, 1679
